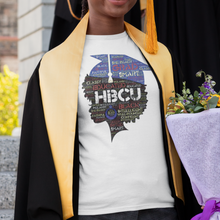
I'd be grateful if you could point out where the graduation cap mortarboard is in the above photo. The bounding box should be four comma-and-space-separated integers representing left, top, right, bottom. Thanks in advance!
67, 0, 81, 20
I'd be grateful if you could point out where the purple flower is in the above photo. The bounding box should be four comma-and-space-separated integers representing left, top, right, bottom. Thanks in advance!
203, 82, 211, 89
201, 82, 216, 94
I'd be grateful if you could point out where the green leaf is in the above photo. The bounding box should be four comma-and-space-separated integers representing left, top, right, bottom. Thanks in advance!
200, 86, 207, 94
207, 96, 219, 109
185, 104, 195, 109
194, 105, 204, 113
175, 109, 182, 114
194, 90, 199, 98
178, 97, 184, 101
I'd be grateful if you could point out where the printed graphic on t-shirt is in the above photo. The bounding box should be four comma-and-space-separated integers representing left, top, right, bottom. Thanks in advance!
83, 54, 150, 140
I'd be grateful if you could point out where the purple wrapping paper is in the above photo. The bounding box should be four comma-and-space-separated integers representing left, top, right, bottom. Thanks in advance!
191, 200, 220, 220
166, 108, 220, 208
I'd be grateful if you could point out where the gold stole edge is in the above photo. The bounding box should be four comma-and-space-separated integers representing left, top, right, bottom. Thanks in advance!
39, 13, 89, 219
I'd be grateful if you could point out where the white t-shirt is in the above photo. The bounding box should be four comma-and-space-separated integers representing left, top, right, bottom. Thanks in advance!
77, 31, 174, 215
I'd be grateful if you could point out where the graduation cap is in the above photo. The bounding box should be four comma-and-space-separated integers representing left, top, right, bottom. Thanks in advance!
67, 0, 81, 20
67, 0, 158, 54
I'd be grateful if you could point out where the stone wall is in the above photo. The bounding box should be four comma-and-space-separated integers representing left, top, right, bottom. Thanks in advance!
0, 0, 18, 73
0, 37, 17, 56
0, 136, 20, 220
0, 0, 17, 36
18, 0, 56, 123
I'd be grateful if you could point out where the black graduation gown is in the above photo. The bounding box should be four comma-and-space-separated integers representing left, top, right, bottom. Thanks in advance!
154, 0, 220, 93
14, 46, 200, 220
49, 0, 141, 50
154, 1, 220, 218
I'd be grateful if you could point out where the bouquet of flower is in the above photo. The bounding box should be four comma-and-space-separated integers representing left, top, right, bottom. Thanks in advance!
166, 70, 220, 116
166, 71, 220, 220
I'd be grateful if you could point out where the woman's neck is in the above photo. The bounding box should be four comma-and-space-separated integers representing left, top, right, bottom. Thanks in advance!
87, 14, 125, 35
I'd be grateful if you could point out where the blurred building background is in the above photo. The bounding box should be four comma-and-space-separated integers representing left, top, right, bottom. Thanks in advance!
0, 0, 18, 73
17, 0, 56, 123
0, 0, 56, 124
